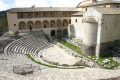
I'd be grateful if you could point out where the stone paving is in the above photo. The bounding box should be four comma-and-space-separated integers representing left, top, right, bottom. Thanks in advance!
42, 45, 79, 65
0, 53, 120, 80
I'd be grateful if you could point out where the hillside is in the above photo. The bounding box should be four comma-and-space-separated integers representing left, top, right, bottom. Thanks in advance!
0, 11, 8, 36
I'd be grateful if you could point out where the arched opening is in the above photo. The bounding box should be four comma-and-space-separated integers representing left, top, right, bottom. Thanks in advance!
27, 21, 34, 30
57, 29, 62, 38
35, 21, 41, 29
69, 19, 71, 24
50, 20, 56, 28
19, 21, 26, 30
43, 20, 49, 28
51, 30, 56, 37
63, 29, 68, 37
57, 20, 62, 28
63, 19, 69, 27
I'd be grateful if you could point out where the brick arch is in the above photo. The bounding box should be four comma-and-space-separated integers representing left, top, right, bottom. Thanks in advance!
63, 19, 69, 27
57, 20, 62, 27
50, 20, 56, 28
19, 21, 26, 30
27, 21, 34, 30
35, 21, 41, 29
43, 20, 49, 28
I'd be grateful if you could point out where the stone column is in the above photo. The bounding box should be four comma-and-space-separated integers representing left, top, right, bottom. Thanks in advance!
96, 18, 102, 58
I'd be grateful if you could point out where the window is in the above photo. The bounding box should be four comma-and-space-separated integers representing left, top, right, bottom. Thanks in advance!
116, 5, 119, 8
44, 25, 46, 28
36, 13, 38, 15
75, 19, 77, 22
50, 13, 52, 17
26, 13, 33, 18
14, 24, 16, 26
18, 13, 25, 18
69, 13, 71, 15
51, 24, 53, 27
63, 23, 64, 26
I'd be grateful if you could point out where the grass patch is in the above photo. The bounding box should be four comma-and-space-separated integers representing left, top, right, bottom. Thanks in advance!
60, 41, 119, 69
26, 53, 84, 69
90, 56, 119, 69
61, 41, 83, 55
26, 53, 57, 68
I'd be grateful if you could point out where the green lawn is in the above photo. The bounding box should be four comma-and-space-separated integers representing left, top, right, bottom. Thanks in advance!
61, 41, 83, 55
60, 41, 120, 69
90, 56, 119, 69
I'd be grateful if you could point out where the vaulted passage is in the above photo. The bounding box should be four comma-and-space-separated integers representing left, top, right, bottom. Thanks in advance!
63, 19, 69, 27
57, 20, 63, 27
63, 29, 68, 37
50, 20, 56, 28
27, 21, 34, 30
57, 29, 62, 37
35, 21, 41, 29
51, 30, 56, 37
43, 20, 49, 28
19, 21, 26, 30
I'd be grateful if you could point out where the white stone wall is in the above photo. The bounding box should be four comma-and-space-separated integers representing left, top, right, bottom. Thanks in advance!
82, 22, 98, 45
100, 14, 120, 43
71, 16, 83, 39
82, 8, 102, 45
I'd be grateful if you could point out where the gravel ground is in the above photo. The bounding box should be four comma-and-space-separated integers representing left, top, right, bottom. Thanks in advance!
0, 53, 120, 80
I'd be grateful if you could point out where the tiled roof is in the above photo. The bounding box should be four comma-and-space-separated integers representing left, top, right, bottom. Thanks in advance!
77, 0, 120, 7
8, 7, 79, 12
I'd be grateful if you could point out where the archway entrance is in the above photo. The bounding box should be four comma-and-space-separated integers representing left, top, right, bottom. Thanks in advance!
63, 29, 68, 37
19, 21, 26, 30
43, 20, 49, 28
35, 21, 41, 29
57, 29, 62, 38
63, 19, 69, 27
51, 30, 56, 37
27, 21, 34, 31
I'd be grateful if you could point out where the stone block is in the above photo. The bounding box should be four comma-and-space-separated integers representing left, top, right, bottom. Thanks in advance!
13, 64, 33, 75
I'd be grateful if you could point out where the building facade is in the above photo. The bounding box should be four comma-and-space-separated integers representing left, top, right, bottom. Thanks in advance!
7, 0, 120, 57
7, 7, 79, 37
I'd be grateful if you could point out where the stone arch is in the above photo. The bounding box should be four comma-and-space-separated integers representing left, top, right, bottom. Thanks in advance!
43, 20, 49, 28
27, 21, 34, 30
69, 19, 71, 24
35, 21, 41, 29
51, 30, 56, 37
50, 20, 56, 28
63, 29, 68, 37
19, 21, 26, 30
57, 29, 62, 37
57, 20, 62, 27
63, 19, 69, 27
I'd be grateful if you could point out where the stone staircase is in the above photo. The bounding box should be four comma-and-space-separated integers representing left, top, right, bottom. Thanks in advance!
4, 31, 51, 58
